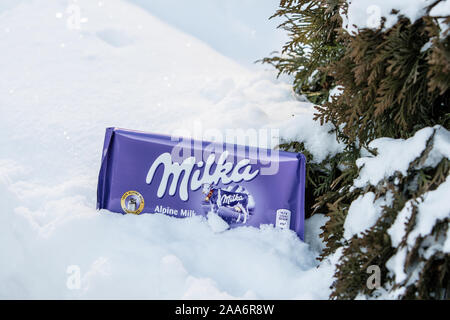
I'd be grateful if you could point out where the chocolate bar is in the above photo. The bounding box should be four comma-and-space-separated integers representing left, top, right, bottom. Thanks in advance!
96, 127, 306, 239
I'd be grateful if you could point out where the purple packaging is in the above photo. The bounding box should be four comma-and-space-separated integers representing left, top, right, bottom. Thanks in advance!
97, 127, 306, 239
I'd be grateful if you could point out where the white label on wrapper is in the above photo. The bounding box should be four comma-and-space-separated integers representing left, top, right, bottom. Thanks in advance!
276, 209, 291, 229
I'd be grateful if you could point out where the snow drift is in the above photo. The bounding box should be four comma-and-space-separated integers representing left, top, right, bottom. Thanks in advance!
0, 0, 339, 299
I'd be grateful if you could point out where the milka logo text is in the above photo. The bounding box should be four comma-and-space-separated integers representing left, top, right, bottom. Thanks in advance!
220, 194, 244, 205
146, 151, 258, 201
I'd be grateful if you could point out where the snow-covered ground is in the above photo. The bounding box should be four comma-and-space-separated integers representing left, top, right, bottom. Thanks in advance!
127, 0, 288, 66
0, 0, 341, 299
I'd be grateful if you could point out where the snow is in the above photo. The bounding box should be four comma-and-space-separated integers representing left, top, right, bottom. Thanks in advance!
353, 126, 449, 189
406, 177, 450, 247
305, 213, 329, 253
388, 202, 414, 247
389, 177, 450, 249
386, 247, 408, 284
304, 214, 329, 254
430, 1, 450, 15
445, 228, 450, 253
0, 0, 340, 299
343, 192, 393, 240
328, 85, 344, 103
279, 116, 345, 163
423, 126, 450, 167
207, 212, 230, 233
341, 0, 437, 34
127, 0, 288, 67
345, 124, 450, 290
429, 1, 450, 36
359, 127, 450, 287
5, 0, 446, 301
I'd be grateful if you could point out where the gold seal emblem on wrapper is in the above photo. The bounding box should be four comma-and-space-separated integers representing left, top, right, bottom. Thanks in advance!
121, 190, 145, 215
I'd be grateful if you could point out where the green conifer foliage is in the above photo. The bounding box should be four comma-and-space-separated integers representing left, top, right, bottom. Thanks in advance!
331, 129, 449, 299
259, 0, 345, 104
264, 0, 450, 299
316, 13, 450, 145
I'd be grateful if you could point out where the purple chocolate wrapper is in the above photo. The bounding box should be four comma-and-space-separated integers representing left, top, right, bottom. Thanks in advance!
97, 127, 306, 240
